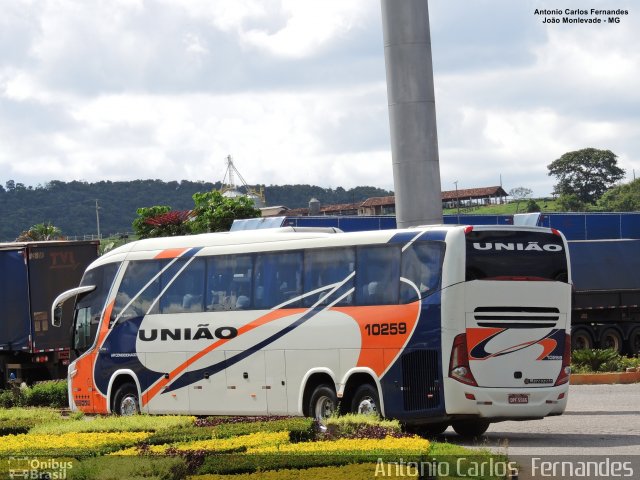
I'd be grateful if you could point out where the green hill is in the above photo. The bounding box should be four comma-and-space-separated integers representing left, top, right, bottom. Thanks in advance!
0, 180, 392, 241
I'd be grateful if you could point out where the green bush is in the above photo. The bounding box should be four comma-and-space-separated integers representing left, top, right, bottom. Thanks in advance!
67, 456, 186, 480
0, 387, 27, 408
0, 418, 35, 435
190, 463, 381, 480
25, 380, 68, 407
0, 407, 60, 423
572, 348, 621, 372
323, 415, 402, 440
31, 414, 194, 435
197, 453, 426, 476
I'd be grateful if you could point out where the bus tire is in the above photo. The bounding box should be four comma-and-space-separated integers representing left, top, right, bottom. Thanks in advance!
599, 328, 623, 354
113, 383, 140, 416
626, 327, 640, 355
308, 385, 337, 422
350, 384, 380, 416
571, 328, 594, 351
451, 419, 490, 438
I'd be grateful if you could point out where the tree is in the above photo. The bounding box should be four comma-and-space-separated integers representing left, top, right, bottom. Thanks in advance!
599, 178, 640, 211
15, 223, 63, 241
525, 199, 541, 213
191, 190, 261, 233
132, 206, 194, 239
557, 193, 587, 212
547, 148, 625, 204
508, 187, 533, 213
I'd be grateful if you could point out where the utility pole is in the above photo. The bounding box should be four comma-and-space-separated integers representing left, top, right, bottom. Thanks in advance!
381, 0, 442, 227
95, 199, 101, 240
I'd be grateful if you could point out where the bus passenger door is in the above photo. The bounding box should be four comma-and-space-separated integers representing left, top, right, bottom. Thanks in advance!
188, 350, 228, 415
265, 350, 288, 415
145, 352, 190, 414
224, 350, 267, 414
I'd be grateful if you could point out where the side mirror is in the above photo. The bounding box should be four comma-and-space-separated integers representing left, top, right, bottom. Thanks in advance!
52, 305, 63, 327
51, 285, 97, 328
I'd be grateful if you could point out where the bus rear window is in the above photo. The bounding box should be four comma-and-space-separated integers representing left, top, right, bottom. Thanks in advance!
465, 230, 568, 282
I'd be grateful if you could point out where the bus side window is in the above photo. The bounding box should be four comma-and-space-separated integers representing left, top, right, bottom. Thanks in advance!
112, 260, 163, 320
159, 258, 206, 314
303, 247, 355, 307
400, 241, 444, 303
206, 255, 253, 311
254, 252, 303, 309
356, 246, 400, 305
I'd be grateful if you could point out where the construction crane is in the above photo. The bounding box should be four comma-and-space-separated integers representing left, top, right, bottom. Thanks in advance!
219, 155, 266, 207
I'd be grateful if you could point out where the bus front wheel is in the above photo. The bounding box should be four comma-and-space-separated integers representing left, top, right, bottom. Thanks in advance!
113, 383, 140, 416
350, 384, 380, 416
308, 385, 337, 422
451, 419, 490, 438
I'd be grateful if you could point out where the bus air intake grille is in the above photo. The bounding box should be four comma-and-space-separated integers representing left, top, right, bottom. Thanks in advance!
473, 306, 560, 328
401, 349, 440, 411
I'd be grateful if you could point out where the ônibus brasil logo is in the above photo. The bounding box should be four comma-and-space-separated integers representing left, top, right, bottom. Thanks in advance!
472, 242, 563, 252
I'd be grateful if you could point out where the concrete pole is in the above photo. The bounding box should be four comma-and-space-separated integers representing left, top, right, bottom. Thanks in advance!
381, 0, 443, 227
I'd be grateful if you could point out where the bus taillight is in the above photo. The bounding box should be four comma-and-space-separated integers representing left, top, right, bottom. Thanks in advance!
554, 333, 571, 386
449, 333, 478, 386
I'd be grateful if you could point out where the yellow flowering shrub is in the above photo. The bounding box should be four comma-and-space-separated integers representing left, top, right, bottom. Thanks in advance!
0, 432, 150, 456
247, 435, 429, 455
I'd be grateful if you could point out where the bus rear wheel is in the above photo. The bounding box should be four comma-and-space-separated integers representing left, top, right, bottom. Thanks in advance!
113, 383, 140, 416
451, 419, 490, 438
350, 384, 380, 416
308, 385, 337, 422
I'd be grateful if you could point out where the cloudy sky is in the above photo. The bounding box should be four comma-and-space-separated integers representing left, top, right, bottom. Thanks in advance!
1, 0, 638, 198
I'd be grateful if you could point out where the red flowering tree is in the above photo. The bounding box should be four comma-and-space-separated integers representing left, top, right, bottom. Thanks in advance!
133, 206, 193, 239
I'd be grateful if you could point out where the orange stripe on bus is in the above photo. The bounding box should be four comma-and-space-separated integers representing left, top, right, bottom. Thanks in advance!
155, 248, 188, 259
141, 308, 303, 406
332, 302, 420, 377
536, 338, 558, 361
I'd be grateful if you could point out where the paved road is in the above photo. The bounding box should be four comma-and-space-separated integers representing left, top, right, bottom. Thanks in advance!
439, 383, 640, 456
435, 384, 640, 478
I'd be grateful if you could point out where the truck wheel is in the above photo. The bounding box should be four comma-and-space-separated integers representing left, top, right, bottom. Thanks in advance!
113, 383, 140, 416
626, 328, 640, 355
599, 328, 623, 354
308, 385, 337, 422
350, 384, 380, 416
451, 419, 490, 438
571, 328, 594, 351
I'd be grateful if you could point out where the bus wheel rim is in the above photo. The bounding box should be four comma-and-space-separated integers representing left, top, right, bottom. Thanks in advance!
314, 395, 334, 419
357, 397, 377, 415
120, 396, 137, 415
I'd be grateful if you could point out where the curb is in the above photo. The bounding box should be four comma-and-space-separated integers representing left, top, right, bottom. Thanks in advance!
570, 371, 640, 385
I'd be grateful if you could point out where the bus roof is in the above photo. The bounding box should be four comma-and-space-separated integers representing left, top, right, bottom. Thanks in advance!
94, 224, 560, 269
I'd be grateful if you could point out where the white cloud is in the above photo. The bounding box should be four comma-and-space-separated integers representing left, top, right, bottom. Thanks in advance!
0, 0, 638, 201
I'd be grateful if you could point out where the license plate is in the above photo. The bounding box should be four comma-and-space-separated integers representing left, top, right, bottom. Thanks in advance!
508, 394, 529, 404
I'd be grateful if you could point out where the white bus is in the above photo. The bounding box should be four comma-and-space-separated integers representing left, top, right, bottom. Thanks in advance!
52, 225, 571, 437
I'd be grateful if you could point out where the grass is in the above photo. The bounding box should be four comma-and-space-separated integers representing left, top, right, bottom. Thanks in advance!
443, 198, 562, 216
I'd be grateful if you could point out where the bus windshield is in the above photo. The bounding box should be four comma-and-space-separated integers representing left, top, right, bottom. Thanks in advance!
465, 230, 568, 282
73, 263, 118, 353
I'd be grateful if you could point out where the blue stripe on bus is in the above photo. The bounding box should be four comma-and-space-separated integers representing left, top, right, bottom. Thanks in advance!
163, 305, 327, 393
